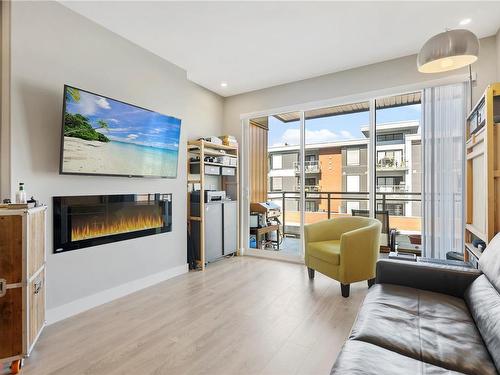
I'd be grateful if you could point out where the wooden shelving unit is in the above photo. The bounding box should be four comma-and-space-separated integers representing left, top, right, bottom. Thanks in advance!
187, 140, 239, 270
464, 83, 500, 263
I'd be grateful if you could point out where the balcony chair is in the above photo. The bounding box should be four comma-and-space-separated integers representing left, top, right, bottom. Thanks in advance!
304, 217, 381, 297
352, 209, 397, 252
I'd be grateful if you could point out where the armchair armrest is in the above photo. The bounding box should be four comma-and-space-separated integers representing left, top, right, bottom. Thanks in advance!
376, 259, 482, 298
339, 223, 381, 281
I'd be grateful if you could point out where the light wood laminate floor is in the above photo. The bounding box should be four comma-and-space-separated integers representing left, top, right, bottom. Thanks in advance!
5, 256, 368, 375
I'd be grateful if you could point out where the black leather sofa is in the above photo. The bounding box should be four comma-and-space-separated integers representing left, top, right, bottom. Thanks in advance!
331, 241, 500, 375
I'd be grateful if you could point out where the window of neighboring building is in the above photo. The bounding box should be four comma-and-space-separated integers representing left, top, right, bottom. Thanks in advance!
272, 177, 283, 191
346, 201, 360, 214
346, 175, 360, 192
377, 150, 404, 169
377, 133, 404, 142
377, 202, 404, 216
305, 177, 316, 186
305, 201, 318, 212
346, 149, 360, 166
272, 154, 282, 169
377, 176, 404, 186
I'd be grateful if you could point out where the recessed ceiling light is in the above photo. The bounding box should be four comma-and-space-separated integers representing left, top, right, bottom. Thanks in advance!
459, 18, 471, 26
220, 82, 228, 87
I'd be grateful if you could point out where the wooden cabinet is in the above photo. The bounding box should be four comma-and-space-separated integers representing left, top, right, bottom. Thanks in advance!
465, 83, 500, 263
0, 206, 46, 374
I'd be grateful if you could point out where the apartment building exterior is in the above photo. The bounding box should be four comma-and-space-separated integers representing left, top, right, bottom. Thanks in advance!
267, 121, 421, 217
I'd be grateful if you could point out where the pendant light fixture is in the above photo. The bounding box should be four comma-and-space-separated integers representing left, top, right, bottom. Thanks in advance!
417, 29, 479, 73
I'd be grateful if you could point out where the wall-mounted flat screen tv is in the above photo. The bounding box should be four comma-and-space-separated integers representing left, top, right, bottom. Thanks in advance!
60, 85, 181, 178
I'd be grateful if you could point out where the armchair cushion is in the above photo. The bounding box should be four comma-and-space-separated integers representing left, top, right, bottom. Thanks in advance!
307, 240, 341, 265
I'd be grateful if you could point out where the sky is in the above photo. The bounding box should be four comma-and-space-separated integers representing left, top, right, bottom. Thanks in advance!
268, 104, 421, 146
66, 89, 181, 150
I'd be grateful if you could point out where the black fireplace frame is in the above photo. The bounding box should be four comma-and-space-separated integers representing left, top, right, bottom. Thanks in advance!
53, 193, 172, 254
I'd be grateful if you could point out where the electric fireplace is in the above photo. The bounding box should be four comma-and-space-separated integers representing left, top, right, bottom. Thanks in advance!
53, 193, 172, 253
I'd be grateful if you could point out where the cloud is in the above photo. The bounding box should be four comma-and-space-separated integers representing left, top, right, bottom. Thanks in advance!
107, 127, 134, 133
107, 118, 119, 123
77, 93, 98, 115
273, 128, 356, 146
126, 134, 139, 140
72, 93, 111, 115
95, 97, 111, 109
339, 130, 353, 138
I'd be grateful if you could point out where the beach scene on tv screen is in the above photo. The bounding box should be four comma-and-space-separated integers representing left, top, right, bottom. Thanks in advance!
61, 87, 181, 177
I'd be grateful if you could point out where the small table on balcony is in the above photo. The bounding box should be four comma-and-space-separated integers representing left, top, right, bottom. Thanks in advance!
250, 224, 280, 250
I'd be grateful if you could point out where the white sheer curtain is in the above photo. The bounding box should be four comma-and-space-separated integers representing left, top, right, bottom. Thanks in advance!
422, 82, 468, 259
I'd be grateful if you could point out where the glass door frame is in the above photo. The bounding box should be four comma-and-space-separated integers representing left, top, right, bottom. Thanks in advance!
239, 73, 471, 262
240, 95, 412, 262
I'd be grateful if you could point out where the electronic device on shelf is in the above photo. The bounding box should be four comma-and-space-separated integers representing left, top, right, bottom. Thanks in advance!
190, 190, 227, 203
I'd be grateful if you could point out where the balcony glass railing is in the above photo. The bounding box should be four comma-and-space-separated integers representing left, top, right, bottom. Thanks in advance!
266, 190, 422, 254
293, 160, 321, 173
293, 185, 321, 192
376, 185, 407, 193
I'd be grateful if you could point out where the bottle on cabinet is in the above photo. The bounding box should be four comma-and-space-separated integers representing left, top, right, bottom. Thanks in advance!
15, 182, 27, 204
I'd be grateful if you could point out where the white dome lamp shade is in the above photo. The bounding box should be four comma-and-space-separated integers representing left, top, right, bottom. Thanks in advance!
417, 29, 479, 73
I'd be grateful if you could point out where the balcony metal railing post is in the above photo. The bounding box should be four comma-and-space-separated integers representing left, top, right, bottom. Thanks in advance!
327, 192, 331, 219
282, 192, 286, 235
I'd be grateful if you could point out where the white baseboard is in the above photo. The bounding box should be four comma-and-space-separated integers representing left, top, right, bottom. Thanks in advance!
46, 263, 189, 325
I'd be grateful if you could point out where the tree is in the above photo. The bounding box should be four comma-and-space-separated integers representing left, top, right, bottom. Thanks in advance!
66, 87, 80, 103
64, 113, 110, 142
97, 120, 109, 130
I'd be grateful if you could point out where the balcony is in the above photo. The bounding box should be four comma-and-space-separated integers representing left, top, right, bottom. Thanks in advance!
293, 160, 321, 174
376, 158, 408, 171
265, 190, 422, 256
294, 185, 321, 192
376, 184, 407, 193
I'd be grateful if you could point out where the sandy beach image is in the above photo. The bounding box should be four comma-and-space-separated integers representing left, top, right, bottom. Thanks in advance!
61, 86, 181, 177
62, 137, 178, 176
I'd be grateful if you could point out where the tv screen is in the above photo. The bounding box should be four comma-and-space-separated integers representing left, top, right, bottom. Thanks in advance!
60, 85, 181, 178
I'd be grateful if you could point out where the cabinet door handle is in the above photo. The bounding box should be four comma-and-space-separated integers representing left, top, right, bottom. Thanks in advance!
0, 279, 6, 298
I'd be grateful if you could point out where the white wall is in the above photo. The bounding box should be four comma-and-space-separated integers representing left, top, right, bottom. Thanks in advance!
9, 1, 223, 319
497, 28, 500, 80
223, 36, 498, 139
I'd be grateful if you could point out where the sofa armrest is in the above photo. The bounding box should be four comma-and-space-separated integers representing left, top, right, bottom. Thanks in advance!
376, 259, 482, 298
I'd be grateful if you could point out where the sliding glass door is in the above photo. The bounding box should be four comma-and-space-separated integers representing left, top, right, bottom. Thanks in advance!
375, 93, 423, 253
247, 112, 304, 257
304, 102, 370, 224
244, 90, 431, 260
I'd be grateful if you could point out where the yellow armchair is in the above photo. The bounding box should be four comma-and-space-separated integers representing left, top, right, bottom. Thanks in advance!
304, 217, 381, 297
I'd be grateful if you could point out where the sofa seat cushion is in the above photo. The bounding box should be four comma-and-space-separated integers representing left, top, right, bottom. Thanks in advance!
331, 340, 467, 375
307, 240, 341, 265
349, 284, 497, 375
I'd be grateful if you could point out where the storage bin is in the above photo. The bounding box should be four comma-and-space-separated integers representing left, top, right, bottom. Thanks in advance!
205, 165, 220, 175
221, 167, 235, 176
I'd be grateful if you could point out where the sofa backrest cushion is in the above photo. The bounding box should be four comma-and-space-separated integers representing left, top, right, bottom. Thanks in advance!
465, 275, 500, 371
478, 232, 500, 292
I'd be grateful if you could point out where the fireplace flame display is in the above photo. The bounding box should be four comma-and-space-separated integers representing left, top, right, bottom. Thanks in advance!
71, 212, 164, 241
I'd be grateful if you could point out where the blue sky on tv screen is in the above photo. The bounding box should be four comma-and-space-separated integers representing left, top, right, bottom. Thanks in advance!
65, 88, 181, 151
